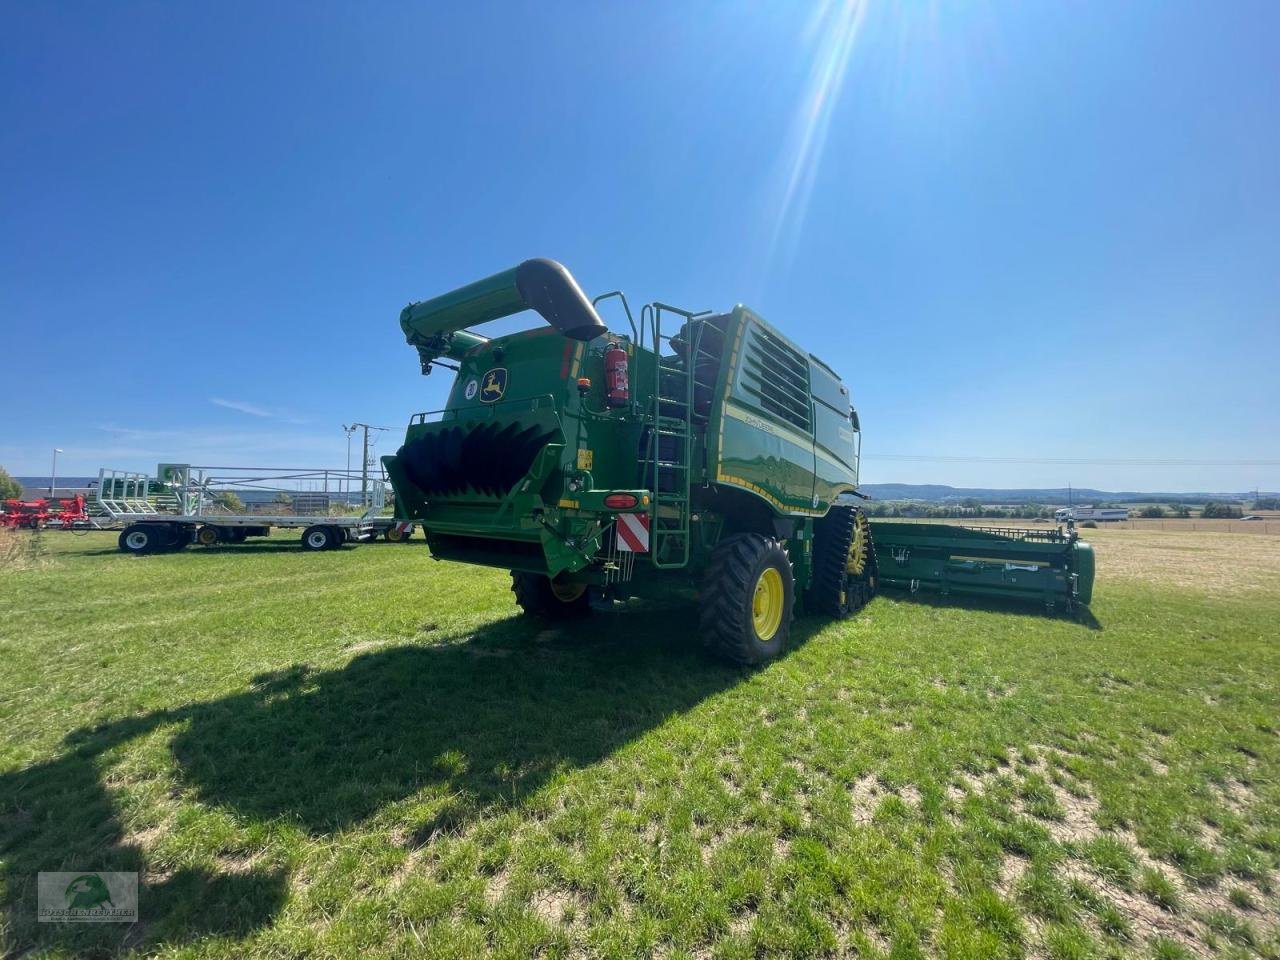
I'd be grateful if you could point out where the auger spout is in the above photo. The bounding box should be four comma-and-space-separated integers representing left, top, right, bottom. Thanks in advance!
399, 258, 606, 372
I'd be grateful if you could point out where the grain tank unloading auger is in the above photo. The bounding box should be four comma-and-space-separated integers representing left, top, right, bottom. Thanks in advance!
383, 259, 1096, 663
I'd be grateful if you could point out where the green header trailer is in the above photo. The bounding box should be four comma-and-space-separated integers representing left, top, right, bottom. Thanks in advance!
383, 259, 1095, 663
869, 522, 1094, 612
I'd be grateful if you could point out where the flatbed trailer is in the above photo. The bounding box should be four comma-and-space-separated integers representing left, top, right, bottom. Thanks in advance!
97, 464, 415, 554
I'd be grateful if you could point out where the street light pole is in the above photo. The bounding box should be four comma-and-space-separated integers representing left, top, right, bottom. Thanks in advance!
51, 448, 63, 500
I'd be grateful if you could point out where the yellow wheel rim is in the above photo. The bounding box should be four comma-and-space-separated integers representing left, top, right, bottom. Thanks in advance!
549, 579, 586, 603
751, 567, 785, 641
846, 514, 869, 575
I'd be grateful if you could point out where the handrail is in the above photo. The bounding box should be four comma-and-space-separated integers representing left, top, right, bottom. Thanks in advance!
591, 290, 638, 343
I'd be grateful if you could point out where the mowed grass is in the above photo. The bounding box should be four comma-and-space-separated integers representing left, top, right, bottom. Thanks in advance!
1, 528, 1278, 959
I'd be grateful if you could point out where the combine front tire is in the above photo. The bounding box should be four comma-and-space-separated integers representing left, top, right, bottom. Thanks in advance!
511, 572, 591, 619
700, 534, 795, 664
808, 506, 877, 618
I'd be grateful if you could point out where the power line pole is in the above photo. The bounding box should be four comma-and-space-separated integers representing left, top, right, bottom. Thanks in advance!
345, 423, 388, 508
342, 425, 358, 503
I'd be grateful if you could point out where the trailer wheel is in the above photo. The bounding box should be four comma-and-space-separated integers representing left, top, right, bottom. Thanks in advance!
328, 526, 347, 548
119, 524, 164, 555
196, 525, 221, 546
228, 528, 248, 543
301, 525, 336, 551
808, 506, 878, 618
510, 571, 591, 619
384, 525, 406, 542
701, 534, 794, 664
166, 525, 193, 550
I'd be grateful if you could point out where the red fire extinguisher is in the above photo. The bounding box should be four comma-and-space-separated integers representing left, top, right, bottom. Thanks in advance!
605, 342, 629, 408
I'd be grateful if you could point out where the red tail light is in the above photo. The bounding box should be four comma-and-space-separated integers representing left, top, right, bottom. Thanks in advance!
603, 493, 639, 509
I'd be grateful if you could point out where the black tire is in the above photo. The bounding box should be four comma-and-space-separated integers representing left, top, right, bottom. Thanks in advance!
119, 524, 165, 555
807, 505, 878, 619
700, 533, 795, 664
301, 525, 335, 551
384, 525, 406, 542
228, 528, 248, 543
166, 525, 193, 550
196, 525, 221, 547
510, 571, 591, 619
328, 526, 346, 548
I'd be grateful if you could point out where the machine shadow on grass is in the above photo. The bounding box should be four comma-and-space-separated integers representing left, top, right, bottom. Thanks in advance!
0, 607, 746, 954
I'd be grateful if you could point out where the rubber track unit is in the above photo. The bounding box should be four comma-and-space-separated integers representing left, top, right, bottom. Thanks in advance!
510, 571, 590, 619
700, 533, 794, 664
808, 505, 878, 618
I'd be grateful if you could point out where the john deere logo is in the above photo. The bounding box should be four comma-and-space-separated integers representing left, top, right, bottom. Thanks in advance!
480, 368, 507, 403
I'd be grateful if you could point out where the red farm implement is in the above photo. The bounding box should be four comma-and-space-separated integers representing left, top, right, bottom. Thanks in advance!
1, 495, 88, 530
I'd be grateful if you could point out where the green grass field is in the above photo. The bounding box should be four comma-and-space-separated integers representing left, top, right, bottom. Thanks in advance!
1, 528, 1277, 959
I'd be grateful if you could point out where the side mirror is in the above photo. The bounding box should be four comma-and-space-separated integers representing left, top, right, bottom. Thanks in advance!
849, 408, 860, 431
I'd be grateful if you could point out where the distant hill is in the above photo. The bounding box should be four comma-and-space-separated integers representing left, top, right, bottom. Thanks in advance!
860, 484, 1270, 505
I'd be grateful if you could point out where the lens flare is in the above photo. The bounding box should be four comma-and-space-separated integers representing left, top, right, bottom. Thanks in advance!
769, 0, 868, 263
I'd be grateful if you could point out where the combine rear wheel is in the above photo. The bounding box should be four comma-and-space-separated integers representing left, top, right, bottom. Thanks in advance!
511, 572, 591, 619
808, 505, 877, 618
700, 534, 794, 664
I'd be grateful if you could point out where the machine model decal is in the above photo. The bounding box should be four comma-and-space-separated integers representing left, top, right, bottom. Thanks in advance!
479, 368, 507, 403
464, 378, 478, 400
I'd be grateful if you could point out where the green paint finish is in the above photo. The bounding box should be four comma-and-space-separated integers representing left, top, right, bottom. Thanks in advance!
385, 261, 868, 585
869, 521, 1096, 611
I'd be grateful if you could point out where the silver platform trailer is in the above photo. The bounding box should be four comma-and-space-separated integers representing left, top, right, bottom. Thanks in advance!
96, 463, 414, 554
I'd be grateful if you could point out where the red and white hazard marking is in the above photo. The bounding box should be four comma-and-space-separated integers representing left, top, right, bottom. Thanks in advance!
615, 512, 650, 552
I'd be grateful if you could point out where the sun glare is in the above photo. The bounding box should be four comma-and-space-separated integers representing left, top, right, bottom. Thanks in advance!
768, 0, 869, 264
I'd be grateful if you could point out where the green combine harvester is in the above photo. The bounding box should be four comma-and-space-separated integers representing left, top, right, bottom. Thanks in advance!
383, 259, 1094, 663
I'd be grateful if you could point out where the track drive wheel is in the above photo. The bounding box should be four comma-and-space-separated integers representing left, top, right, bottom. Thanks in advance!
700, 533, 795, 664
510, 571, 591, 619
807, 505, 878, 619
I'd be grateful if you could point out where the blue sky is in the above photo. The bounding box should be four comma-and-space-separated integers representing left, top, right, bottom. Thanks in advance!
2, 1, 1277, 492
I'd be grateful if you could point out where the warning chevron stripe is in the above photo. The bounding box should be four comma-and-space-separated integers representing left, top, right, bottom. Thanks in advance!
615, 513, 649, 553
